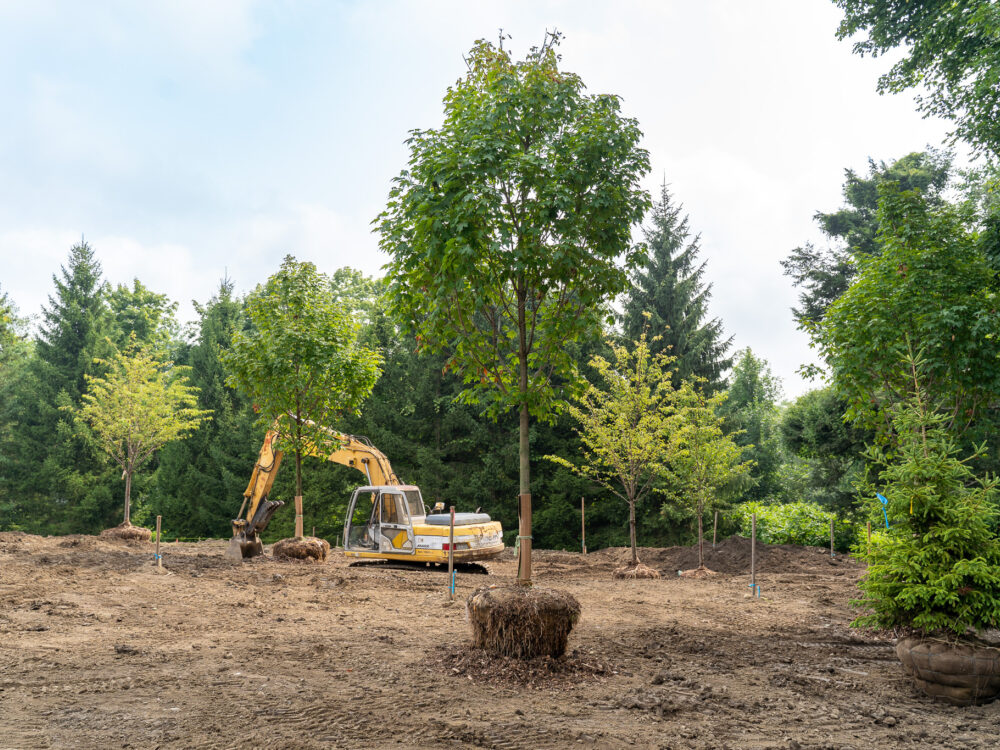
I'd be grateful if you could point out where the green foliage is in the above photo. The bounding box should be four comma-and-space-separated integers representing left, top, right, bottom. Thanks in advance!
75, 337, 211, 523
621, 183, 732, 392
809, 183, 1000, 438
2, 242, 125, 533
667, 382, 752, 519
733, 500, 856, 550
108, 279, 179, 355
718, 349, 785, 503
853, 348, 1000, 635
377, 32, 650, 422
545, 333, 675, 563
780, 387, 870, 513
150, 279, 259, 538
223, 255, 381, 500
781, 150, 952, 324
834, 0, 1000, 158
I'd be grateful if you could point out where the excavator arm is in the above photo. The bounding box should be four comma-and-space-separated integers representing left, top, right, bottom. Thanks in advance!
226, 418, 401, 560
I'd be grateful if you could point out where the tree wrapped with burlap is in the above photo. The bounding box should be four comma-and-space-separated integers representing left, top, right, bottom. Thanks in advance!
467, 586, 581, 660
100, 522, 152, 542
272, 536, 330, 562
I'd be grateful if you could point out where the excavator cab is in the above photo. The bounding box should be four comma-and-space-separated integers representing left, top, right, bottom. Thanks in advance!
344, 486, 425, 555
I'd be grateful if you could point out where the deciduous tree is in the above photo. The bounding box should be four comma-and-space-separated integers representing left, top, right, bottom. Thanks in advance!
76, 339, 210, 526
223, 256, 381, 538
378, 33, 650, 583
668, 382, 752, 568
546, 334, 675, 567
834, 0, 1000, 158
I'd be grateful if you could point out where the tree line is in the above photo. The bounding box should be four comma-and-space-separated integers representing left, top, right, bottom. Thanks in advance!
3, 9, 1000, 568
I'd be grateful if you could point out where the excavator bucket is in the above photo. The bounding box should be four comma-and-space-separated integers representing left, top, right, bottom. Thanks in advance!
225, 533, 263, 561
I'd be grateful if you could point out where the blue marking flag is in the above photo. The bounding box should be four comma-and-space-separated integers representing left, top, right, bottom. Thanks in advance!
876, 493, 890, 529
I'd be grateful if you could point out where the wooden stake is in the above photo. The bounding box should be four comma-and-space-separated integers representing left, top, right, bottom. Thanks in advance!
830, 518, 835, 558
713, 510, 718, 549
312, 525, 315, 538
581, 497, 586, 555
155, 515, 162, 569
750, 513, 756, 588
294, 495, 304, 538
448, 506, 455, 601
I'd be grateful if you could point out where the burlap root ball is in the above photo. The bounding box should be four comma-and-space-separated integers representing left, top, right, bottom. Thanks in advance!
678, 566, 717, 579
467, 585, 581, 660
612, 561, 661, 580
897, 636, 1000, 706
100, 522, 152, 542
272, 536, 330, 562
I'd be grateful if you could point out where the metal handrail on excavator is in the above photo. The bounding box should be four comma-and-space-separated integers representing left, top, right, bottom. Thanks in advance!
226, 417, 400, 560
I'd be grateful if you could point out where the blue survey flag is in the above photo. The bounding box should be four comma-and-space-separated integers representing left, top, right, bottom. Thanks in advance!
876, 493, 890, 529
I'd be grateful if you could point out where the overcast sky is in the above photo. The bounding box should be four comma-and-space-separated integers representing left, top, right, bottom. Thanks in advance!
0, 1, 960, 398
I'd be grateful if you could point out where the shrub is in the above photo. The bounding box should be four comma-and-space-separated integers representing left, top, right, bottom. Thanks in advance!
733, 500, 856, 550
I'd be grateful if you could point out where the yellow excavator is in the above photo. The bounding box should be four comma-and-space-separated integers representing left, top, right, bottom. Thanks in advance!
226, 422, 504, 565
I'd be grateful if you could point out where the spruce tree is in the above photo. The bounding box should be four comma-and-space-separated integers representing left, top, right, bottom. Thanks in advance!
8, 242, 119, 533
623, 183, 732, 392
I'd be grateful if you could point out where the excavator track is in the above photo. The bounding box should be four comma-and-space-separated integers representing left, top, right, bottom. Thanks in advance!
348, 559, 490, 575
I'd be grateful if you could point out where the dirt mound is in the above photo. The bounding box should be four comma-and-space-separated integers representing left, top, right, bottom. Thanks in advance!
612, 562, 661, 580
597, 536, 854, 576
100, 523, 152, 542
272, 536, 330, 562
467, 585, 581, 659
437, 645, 612, 686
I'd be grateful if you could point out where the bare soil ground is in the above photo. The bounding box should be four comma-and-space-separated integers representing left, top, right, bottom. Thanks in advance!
1, 532, 998, 749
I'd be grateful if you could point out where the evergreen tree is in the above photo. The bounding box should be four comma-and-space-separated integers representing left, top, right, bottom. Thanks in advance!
781, 150, 952, 324
0, 287, 33, 530
718, 349, 785, 503
151, 279, 258, 538
6, 242, 121, 533
622, 183, 732, 392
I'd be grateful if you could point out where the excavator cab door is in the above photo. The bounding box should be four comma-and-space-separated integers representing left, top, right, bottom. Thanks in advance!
378, 491, 414, 554
345, 489, 379, 551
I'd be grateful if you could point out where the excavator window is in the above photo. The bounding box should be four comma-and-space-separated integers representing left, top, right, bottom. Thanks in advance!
404, 490, 425, 518
379, 493, 408, 525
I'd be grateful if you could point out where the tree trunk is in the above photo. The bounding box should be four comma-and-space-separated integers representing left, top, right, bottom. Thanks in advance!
698, 512, 704, 568
517, 401, 532, 585
295, 449, 304, 538
516, 280, 532, 586
629, 497, 637, 566
123, 469, 132, 525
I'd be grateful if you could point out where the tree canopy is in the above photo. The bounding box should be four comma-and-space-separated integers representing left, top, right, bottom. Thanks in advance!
76, 339, 210, 525
781, 150, 952, 324
834, 0, 1000, 157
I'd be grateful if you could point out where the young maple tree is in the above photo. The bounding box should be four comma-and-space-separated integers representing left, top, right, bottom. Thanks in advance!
377, 33, 650, 583
546, 334, 675, 568
224, 256, 381, 538
76, 338, 210, 526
